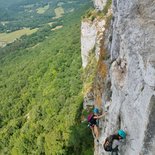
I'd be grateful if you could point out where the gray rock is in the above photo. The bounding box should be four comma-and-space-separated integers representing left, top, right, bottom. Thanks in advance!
100, 0, 155, 155
81, 1, 155, 155
93, 0, 108, 11
81, 19, 105, 68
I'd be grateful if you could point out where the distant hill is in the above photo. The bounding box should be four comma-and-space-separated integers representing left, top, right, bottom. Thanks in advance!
0, 0, 90, 33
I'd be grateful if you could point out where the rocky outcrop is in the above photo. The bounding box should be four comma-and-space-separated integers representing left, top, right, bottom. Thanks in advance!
93, 0, 107, 11
81, 18, 105, 68
81, 18, 106, 109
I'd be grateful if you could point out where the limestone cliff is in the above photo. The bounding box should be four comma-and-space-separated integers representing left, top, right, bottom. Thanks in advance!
81, 0, 155, 155
93, 0, 107, 11
81, 18, 105, 68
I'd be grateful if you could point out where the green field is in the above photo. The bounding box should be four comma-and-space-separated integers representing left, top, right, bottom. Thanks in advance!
36, 4, 49, 14
53, 7, 64, 19
23, 4, 34, 9
51, 25, 63, 31
0, 28, 38, 47
48, 22, 55, 26
1, 21, 9, 25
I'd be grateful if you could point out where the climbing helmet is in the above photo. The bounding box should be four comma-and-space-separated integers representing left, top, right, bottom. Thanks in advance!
93, 108, 99, 114
118, 129, 126, 139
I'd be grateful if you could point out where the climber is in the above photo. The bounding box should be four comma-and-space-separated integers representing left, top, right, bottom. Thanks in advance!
103, 130, 126, 155
87, 108, 107, 142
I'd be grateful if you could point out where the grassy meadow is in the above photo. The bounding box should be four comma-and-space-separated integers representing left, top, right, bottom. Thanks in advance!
0, 28, 38, 47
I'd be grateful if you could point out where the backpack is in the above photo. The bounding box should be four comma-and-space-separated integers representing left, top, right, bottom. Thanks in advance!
104, 135, 115, 152
87, 113, 94, 122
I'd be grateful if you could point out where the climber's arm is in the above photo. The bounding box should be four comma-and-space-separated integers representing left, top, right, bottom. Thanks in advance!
94, 112, 107, 119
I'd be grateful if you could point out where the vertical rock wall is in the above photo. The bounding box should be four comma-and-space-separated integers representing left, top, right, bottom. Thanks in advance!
81, 0, 155, 155
100, 0, 155, 155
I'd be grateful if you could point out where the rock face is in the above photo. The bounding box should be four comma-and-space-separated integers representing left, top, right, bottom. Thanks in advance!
100, 0, 155, 155
93, 0, 107, 11
81, 0, 155, 155
81, 19, 105, 68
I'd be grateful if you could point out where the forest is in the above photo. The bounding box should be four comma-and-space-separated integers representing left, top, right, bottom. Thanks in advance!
0, 0, 94, 155
0, 0, 90, 32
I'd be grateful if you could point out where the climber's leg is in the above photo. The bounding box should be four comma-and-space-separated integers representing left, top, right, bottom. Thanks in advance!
94, 125, 99, 139
111, 147, 119, 155
90, 126, 96, 138
111, 151, 118, 155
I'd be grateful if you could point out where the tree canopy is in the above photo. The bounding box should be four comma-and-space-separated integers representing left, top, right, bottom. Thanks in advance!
0, 1, 93, 155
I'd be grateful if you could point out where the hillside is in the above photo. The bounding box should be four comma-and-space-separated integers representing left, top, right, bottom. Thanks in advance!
0, 0, 90, 47
0, 1, 94, 155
